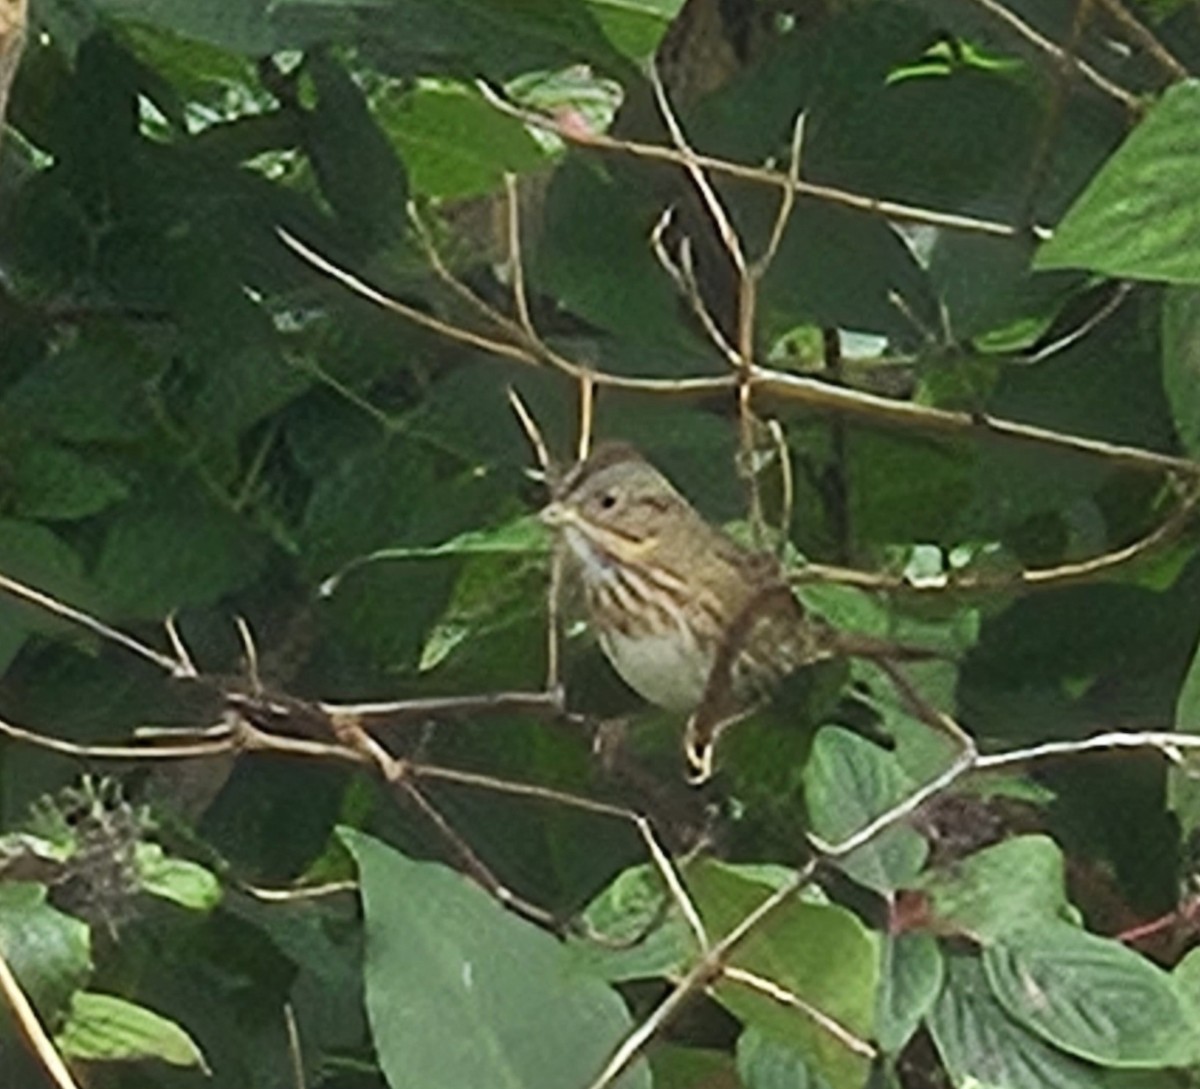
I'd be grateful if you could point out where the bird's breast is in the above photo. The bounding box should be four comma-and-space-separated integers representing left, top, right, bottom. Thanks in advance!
598, 625, 712, 712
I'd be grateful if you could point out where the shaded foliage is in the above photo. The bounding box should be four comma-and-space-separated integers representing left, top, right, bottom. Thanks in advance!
3, 1, 1200, 1088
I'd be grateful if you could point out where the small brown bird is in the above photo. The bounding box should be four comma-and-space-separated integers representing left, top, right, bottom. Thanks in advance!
540, 442, 924, 779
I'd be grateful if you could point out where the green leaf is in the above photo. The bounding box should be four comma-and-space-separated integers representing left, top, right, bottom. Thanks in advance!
1, 332, 163, 443
984, 922, 1200, 1068
0, 883, 92, 1017
95, 0, 289, 53
915, 835, 1076, 943
534, 157, 700, 352
571, 862, 699, 983
271, 0, 636, 83
586, 0, 682, 61
930, 954, 1105, 1089
1173, 946, 1200, 1014
10, 443, 129, 521
803, 727, 928, 894
1035, 81, 1200, 283
0, 519, 92, 673
304, 50, 409, 245
650, 1044, 739, 1088
94, 491, 269, 618
876, 933, 943, 1055
689, 860, 876, 1089
136, 844, 222, 912
56, 991, 209, 1070
340, 828, 651, 1089
1169, 634, 1200, 841
1162, 285, 1200, 457
357, 514, 551, 563
378, 80, 547, 199
737, 1027, 832, 1089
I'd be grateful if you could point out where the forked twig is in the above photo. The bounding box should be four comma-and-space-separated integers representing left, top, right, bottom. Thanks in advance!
965, 0, 1143, 111
476, 81, 1051, 240
1091, 0, 1190, 80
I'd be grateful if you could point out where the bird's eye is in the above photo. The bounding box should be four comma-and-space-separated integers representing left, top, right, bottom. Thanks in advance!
599, 492, 618, 510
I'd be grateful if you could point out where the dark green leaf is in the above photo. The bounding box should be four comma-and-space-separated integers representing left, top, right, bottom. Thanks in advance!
9, 443, 129, 521
0, 519, 92, 672
303, 50, 409, 245
94, 490, 269, 618
1162, 285, 1200, 456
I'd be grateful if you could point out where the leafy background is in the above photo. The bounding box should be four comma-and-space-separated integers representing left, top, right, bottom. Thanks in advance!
3, 0, 1200, 1087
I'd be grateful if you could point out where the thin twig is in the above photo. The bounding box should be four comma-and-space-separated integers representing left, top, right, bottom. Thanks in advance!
283, 231, 1200, 482
0, 947, 83, 1089
648, 63, 746, 278
319, 690, 565, 722
504, 173, 534, 333
162, 615, 200, 678
241, 881, 358, 902
649, 209, 740, 365
750, 367, 1198, 478
477, 81, 1051, 241
1092, 0, 1190, 80
278, 229, 542, 367
794, 480, 1198, 594
284, 1004, 306, 1089
507, 385, 553, 481
396, 775, 562, 930
234, 615, 262, 694
721, 966, 876, 1059
578, 373, 596, 462
756, 112, 806, 277
0, 716, 233, 760
1019, 282, 1134, 364
586, 861, 819, 1089
767, 418, 794, 558
0, 572, 188, 676
975, 730, 1200, 770
965, 0, 1143, 111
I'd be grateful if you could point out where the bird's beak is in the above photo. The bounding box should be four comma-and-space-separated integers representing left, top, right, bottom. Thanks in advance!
538, 501, 571, 527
